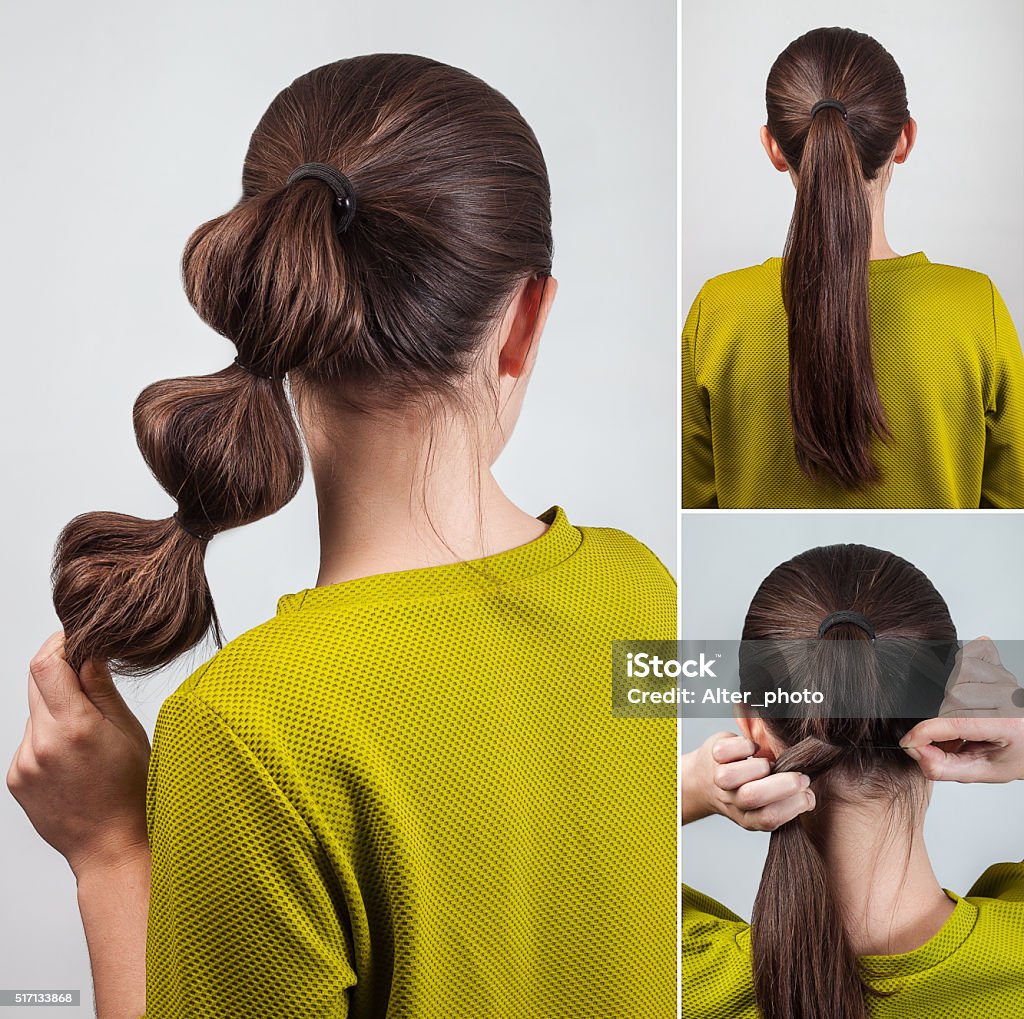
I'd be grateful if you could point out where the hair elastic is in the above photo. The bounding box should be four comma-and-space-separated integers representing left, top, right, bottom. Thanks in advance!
232, 354, 284, 381
810, 98, 848, 121
286, 161, 358, 234
818, 610, 875, 640
172, 511, 214, 543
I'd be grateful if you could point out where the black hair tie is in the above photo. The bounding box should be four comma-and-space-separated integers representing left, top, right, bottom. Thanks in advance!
286, 161, 358, 234
232, 354, 283, 381
810, 98, 848, 121
818, 610, 875, 640
173, 511, 214, 543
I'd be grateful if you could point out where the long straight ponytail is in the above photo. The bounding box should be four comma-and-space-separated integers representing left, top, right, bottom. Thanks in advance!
766, 28, 911, 489
782, 106, 888, 488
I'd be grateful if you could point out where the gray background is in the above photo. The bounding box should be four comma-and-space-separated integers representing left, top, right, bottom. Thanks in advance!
0, 1, 676, 1011
681, 512, 1024, 920
681, 0, 1024, 335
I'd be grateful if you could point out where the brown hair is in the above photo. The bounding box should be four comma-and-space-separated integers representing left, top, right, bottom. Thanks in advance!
766, 28, 910, 488
740, 543, 956, 1019
52, 54, 553, 675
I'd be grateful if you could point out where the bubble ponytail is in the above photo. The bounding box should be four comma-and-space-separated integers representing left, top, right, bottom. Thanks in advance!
53, 364, 305, 675
52, 54, 554, 675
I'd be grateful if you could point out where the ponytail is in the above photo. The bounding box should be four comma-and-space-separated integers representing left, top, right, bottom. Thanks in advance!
52, 164, 345, 675
765, 27, 911, 490
742, 539, 957, 1019
782, 106, 889, 489
751, 739, 867, 1019
53, 356, 306, 677
51, 54, 554, 675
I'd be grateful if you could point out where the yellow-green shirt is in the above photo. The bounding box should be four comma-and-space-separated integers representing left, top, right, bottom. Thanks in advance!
139, 506, 677, 1018
682, 865, 1024, 1017
682, 252, 1024, 508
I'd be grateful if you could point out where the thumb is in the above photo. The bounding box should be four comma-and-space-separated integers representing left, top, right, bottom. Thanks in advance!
901, 715, 995, 748
962, 636, 1002, 666
906, 742, 994, 783
77, 658, 128, 715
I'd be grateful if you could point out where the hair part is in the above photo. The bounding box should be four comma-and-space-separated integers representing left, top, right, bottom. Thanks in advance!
766, 27, 910, 489
53, 53, 553, 675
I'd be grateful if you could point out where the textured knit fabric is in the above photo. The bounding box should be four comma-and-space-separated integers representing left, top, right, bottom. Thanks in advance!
682, 862, 1024, 1017
681, 252, 1024, 508
139, 506, 677, 1018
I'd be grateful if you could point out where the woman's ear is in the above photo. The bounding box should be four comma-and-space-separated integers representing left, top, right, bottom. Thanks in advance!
735, 711, 779, 763
498, 274, 558, 380
759, 125, 790, 173
893, 116, 917, 164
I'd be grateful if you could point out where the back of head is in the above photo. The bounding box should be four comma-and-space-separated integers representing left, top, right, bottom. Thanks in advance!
740, 543, 956, 1019
766, 28, 910, 489
52, 54, 553, 675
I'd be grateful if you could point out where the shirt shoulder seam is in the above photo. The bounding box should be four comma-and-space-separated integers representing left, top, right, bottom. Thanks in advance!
159, 687, 323, 854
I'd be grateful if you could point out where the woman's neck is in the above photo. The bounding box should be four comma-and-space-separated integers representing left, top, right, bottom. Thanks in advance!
868, 184, 899, 260
303, 402, 547, 588
818, 801, 955, 956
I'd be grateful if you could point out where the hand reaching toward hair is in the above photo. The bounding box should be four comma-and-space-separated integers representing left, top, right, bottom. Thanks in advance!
900, 637, 1024, 784
681, 731, 814, 831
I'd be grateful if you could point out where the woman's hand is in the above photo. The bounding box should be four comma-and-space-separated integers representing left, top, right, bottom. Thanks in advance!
6, 631, 152, 880
681, 730, 814, 831
900, 637, 1024, 784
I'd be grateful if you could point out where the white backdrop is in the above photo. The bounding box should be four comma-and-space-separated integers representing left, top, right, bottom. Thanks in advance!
681, 0, 1024, 334
0, 0, 677, 1010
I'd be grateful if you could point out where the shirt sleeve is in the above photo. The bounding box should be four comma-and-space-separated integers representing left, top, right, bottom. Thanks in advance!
139, 692, 355, 1018
681, 884, 751, 1015
981, 280, 1024, 508
967, 860, 1024, 903
682, 883, 746, 932
682, 284, 717, 508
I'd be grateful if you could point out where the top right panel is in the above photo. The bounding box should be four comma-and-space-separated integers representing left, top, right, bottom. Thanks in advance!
680, 6, 1024, 508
